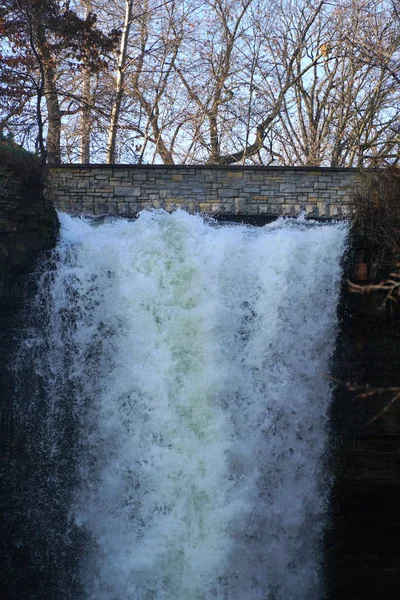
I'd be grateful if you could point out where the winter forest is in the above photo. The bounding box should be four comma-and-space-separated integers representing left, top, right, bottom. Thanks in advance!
0, 0, 399, 166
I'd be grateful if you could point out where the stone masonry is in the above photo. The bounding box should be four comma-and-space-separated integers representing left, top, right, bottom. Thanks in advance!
47, 165, 361, 218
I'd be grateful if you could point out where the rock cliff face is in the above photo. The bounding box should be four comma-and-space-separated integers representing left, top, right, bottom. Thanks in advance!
0, 165, 59, 393
0, 166, 59, 599
0, 166, 59, 283
329, 231, 400, 598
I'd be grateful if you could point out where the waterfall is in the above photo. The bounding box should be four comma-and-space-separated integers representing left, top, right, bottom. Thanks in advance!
14, 210, 347, 600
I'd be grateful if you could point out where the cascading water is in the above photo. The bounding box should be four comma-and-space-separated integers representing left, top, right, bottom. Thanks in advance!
13, 210, 347, 600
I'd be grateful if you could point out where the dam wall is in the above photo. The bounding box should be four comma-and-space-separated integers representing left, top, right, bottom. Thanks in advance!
46, 165, 360, 218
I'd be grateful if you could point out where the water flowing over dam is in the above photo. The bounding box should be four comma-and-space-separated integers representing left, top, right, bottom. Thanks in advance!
14, 210, 348, 600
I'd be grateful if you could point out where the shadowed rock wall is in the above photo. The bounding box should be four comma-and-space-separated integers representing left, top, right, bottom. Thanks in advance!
0, 165, 59, 599
329, 231, 400, 599
0, 165, 59, 402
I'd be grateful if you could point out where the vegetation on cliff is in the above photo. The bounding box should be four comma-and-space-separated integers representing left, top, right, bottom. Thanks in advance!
345, 167, 400, 426
351, 167, 400, 281
0, 132, 44, 193
0, 133, 59, 277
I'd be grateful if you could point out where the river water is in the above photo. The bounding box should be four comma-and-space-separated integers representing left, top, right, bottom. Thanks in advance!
14, 210, 347, 599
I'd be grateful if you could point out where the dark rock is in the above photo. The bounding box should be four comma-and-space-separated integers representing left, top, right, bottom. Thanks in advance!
0, 166, 59, 285
328, 226, 400, 598
0, 166, 60, 600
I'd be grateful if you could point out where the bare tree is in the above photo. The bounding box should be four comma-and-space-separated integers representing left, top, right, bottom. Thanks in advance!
1, 0, 397, 165
106, 0, 135, 163
270, 0, 399, 167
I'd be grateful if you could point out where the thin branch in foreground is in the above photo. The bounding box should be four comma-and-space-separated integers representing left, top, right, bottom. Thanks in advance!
326, 376, 400, 426
348, 264, 400, 309
345, 383, 400, 427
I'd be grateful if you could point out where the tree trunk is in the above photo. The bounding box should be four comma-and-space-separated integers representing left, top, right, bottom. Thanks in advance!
106, 0, 134, 163
80, 1, 93, 164
34, 16, 61, 164
80, 68, 91, 164
43, 70, 61, 164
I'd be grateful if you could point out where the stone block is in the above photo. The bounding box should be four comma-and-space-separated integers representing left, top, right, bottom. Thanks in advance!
132, 172, 147, 181
259, 204, 282, 215
314, 182, 327, 190
341, 205, 353, 217
148, 199, 162, 209
329, 205, 340, 217
126, 202, 143, 214
204, 174, 216, 183
92, 202, 107, 214
243, 204, 260, 215
212, 203, 235, 213
235, 197, 247, 212
259, 188, 279, 196
102, 202, 118, 214
281, 205, 296, 216
317, 201, 327, 217
199, 203, 213, 213
263, 176, 282, 182
242, 187, 261, 193
117, 203, 131, 216
115, 186, 141, 197
279, 184, 296, 193
247, 174, 264, 182
306, 204, 318, 217
219, 189, 237, 198
296, 187, 314, 193
226, 171, 243, 178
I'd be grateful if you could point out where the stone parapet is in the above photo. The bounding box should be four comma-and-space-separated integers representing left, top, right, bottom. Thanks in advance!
46, 165, 361, 218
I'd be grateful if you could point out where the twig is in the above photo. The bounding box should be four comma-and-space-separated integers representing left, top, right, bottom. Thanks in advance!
325, 375, 400, 426
348, 263, 400, 309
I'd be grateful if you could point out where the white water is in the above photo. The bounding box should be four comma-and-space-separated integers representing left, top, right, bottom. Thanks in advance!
21, 210, 347, 600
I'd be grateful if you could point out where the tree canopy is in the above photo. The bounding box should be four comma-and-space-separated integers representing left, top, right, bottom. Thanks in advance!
1, 0, 399, 166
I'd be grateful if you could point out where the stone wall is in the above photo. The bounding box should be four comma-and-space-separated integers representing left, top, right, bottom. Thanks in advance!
47, 165, 360, 218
